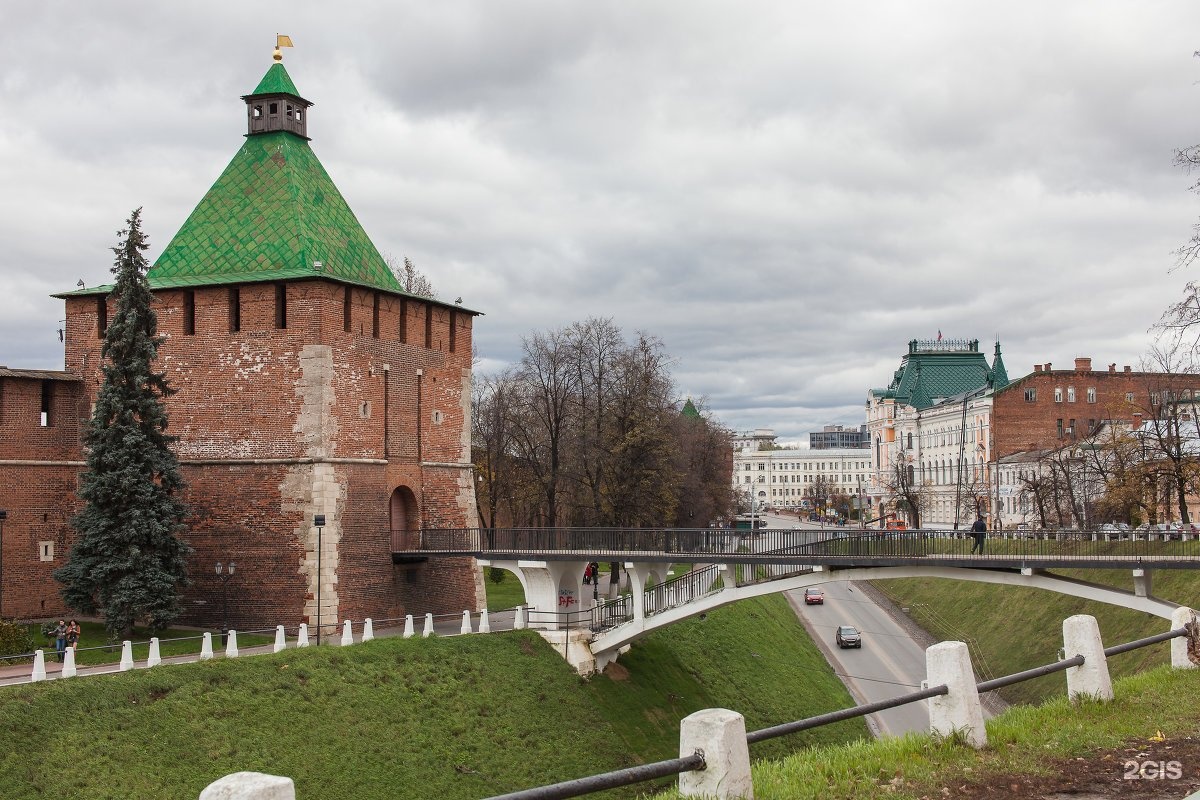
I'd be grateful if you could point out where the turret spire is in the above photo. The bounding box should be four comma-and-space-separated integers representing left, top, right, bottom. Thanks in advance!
243, 45, 310, 140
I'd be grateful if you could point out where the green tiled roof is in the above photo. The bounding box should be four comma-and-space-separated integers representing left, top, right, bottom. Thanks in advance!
251, 63, 301, 97
872, 341, 996, 411
150, 131, 402, 292
681, 398, 701, 418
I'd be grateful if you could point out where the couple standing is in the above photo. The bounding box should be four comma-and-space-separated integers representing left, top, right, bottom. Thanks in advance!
52, 619, 80, 662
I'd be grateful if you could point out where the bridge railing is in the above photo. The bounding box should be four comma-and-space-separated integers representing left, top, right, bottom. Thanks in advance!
645, 564, 725, 617
402, 526, 1200, 562
589, 596, 633, 632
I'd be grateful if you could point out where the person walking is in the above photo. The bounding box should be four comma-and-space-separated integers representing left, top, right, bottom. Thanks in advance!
66, 619, 81, 656
970, 515, 987, 555
52, 619, 67, 662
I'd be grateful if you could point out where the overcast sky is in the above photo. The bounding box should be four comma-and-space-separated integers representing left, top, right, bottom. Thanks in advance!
3, 2, 1199, 444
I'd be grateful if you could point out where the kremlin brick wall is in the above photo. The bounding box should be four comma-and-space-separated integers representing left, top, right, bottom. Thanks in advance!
0, 278, 481, 627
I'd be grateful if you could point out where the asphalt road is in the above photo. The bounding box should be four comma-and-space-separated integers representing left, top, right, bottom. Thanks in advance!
753, 511, 930, 735
789, 580, 930, 737
759, 510, 1006, 738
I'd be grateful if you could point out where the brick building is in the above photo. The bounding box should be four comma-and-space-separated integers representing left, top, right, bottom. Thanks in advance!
992, 357, 1199, 458
0, 53, 483, 628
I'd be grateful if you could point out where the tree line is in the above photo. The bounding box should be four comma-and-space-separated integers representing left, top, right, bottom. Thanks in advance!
473, 317, 735, 529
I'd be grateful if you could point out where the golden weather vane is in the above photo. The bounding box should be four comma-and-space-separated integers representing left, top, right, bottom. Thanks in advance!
273, 34, 294, 62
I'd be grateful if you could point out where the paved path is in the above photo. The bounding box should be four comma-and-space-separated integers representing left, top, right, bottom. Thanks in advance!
0, 609, 521, 688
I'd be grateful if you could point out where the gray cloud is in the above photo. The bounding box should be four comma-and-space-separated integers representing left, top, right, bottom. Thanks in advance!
1, 1, 1198, 444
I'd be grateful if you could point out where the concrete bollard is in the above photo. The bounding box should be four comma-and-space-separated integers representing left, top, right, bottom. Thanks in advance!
479, 609, 491, 634
678, 708, 753, 799
31, 649, 46, 682
62, 646, 77, 678
200, 632, 214, 660
340, 620, 354, 646
296, 624, 309, 648
148, 637, 162, 668
402, 615, 415, 639
926, 641, 986, 748
514, 605, 526, 630
120, 641, 134, 671
199, 771, 296, 800
226, 630, 239, 659
422, 613, 434, 638
362, 618, 374, 642
460, 610, 472, 635
273, 625, 287, 653
1063, 615, 1112, 701
1172, 607, 1198, 670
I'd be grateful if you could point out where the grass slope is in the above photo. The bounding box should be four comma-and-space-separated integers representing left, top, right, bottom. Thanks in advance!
583, 594, 866, 764
0, 595, 864, 799
1, 633, 629, 800
651, 665, 1200, 799
872, 568, 1200, 705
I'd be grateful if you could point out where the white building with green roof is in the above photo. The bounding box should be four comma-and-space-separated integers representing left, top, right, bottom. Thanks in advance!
867, 338, 1009, 528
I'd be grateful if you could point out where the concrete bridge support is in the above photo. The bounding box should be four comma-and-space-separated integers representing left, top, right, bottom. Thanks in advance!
1133, 569, 1152, 598
479, 559, 599, 630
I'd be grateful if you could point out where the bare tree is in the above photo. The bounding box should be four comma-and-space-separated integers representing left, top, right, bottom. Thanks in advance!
473, 371, 519, 530
1133, 341, 1200, 524
1161, 78, 1200, 344
482, 319, 733, 529
508, 328, 580, 526
385, 254, 437, 299
954, 466, 991, 528
565, 318, 623, 525
1018, 463, 1056, 529
881, 453, 927, 528
808, 474, 836, 518
1042, 448, 1090, 528
1079, 421, 1144, 526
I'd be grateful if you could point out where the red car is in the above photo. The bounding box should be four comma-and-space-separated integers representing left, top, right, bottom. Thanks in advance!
803, 588, 824, 605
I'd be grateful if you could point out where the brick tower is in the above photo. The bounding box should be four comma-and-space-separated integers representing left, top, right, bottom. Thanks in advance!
45, 51, 483, 629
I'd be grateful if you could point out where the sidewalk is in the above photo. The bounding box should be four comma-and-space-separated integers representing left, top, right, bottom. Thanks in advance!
0, 609, 522, 687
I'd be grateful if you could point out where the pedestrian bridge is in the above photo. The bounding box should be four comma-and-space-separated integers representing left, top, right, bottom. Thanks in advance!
397, 527, 1200, 672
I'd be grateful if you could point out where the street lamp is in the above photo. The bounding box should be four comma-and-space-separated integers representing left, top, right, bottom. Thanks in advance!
314, 514, 325, 645
215, 561, 236, 645
0, 510, 7, 618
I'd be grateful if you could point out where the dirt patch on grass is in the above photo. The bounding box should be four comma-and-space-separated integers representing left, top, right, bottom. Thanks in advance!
922, 736, 1200, 798
603, 662, 630, 681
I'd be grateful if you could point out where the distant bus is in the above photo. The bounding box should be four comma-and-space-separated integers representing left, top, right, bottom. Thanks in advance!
734, 516, 767, 530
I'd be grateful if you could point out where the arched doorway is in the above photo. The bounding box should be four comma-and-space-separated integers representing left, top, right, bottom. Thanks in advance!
389, 486, 419, 552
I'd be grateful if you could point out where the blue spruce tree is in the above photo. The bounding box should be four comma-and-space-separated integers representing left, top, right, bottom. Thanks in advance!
55, 209, 191, 637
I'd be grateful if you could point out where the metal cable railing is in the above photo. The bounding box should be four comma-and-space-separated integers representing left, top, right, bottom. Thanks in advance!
483, 624, 1194, 800
484, 752, 706, 800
